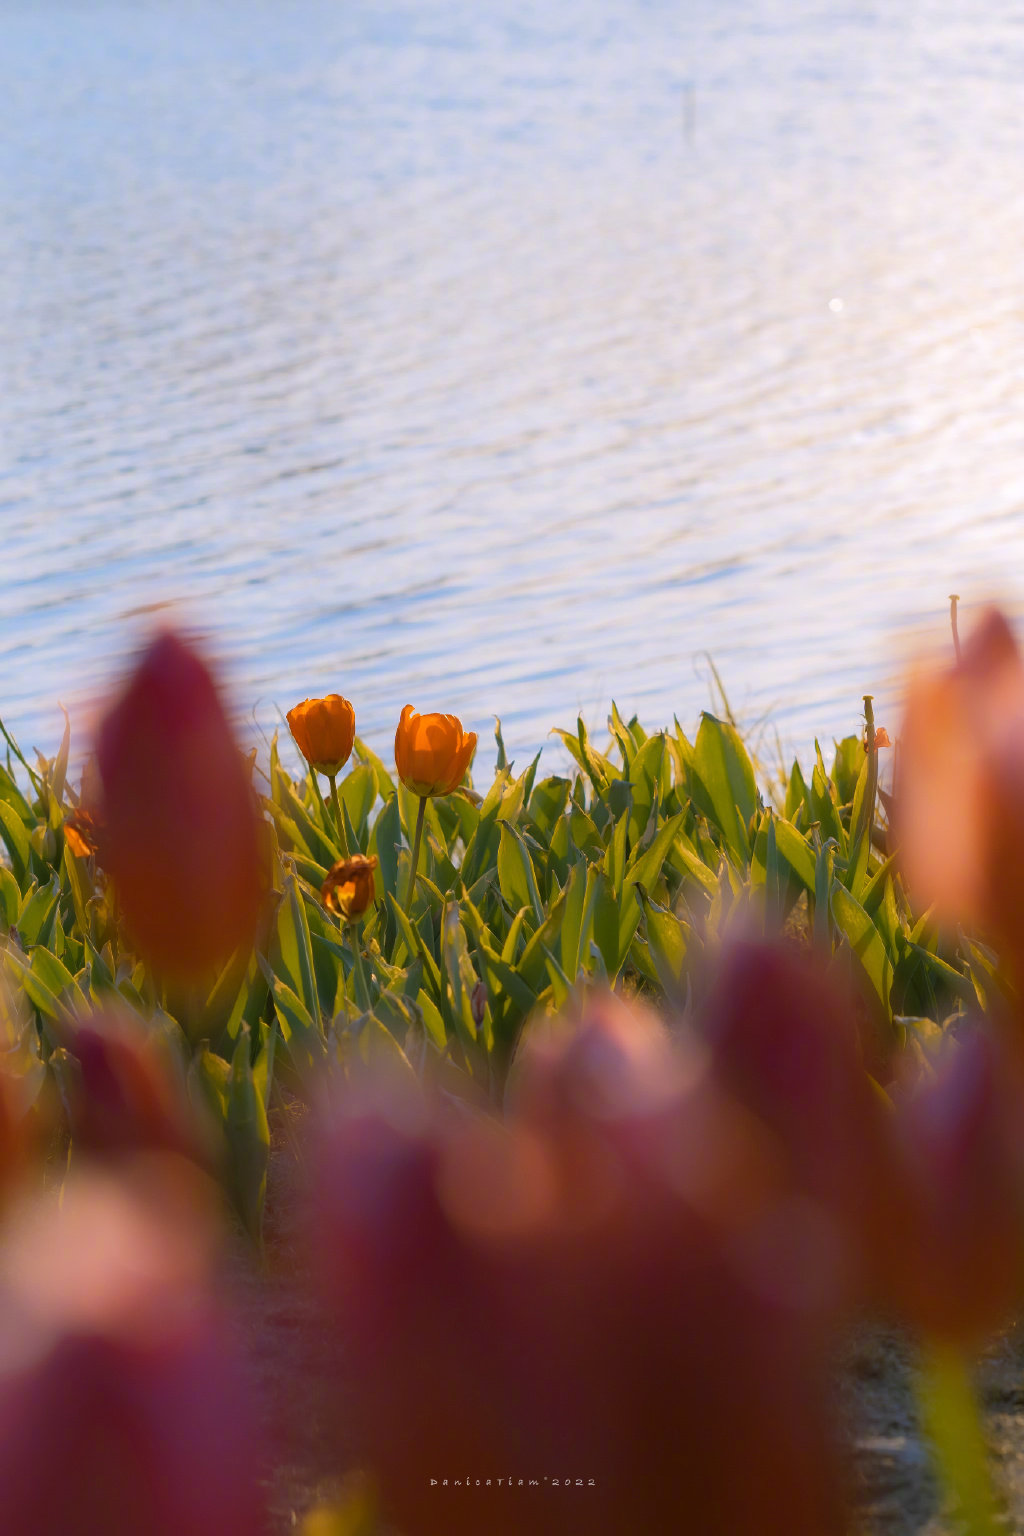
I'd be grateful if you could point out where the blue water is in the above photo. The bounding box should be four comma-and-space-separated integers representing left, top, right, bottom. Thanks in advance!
4, 0, 1024, 782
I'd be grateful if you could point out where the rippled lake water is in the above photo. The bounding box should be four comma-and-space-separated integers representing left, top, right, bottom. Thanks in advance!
5, 0, 1024, 780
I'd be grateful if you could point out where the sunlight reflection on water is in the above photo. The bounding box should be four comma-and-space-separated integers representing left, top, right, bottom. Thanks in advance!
4, 0, 1024, 779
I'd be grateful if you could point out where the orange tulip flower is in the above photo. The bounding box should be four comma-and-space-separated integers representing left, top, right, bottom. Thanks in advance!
394, 706, 476, 914
64, 808, 102, 861
321, 854, 379, 922
287, 695, 356, 777
394, 706, 476, 798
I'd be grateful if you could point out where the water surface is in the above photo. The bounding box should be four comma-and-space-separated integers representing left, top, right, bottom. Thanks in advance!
4, 0, 1024, 779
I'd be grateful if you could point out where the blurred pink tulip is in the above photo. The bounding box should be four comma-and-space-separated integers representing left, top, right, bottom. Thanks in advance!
95, 628, 268, 981
0, 1162, 267, 1535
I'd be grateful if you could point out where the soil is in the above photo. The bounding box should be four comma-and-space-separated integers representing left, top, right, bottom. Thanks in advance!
842, 1319, 1024, 1534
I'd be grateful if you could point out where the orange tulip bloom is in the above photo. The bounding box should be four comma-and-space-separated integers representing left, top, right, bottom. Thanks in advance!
287, 695, 356, 777
64, 808, 102, 860
394, 706, 476, 797
321, 854, 379, 921
65, 757, 105, 860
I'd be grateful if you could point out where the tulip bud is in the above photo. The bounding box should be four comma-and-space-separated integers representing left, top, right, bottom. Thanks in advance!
0, 1162, 267, 1535
54, 1013, 209, 1166
702, 942, 877, 1190
308, 1034, 849, 1536
95, 629, 268, 981
699, 939, 902, 1311
321, 854, 378, 922
879, 1027, 1024, 1344
0, 1073, 35, 1201
896, 607, 1024, 966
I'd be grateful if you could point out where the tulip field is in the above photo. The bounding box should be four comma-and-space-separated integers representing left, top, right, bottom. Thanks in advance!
2, 607, 1024, 1531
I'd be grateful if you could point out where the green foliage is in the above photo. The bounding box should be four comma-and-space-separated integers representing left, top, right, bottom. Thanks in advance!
0, 704, 977, 1239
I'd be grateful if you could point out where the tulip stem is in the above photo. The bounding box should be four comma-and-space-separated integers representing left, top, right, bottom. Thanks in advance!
918, 1342, 1002, 1534
327, 774, 350, 858
949, 592, 962, 662
310, 770, 333, 842
850, 694, 878, 868
404, 795, 427, 915
349, 924, 372, 1011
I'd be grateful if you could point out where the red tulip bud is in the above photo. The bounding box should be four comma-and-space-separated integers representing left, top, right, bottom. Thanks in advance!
95, 629, 268, 981
699, 938, 895, 1307
55, 1013, 209, 1166
880, 1028, 1024, 1344
0, 1072, 37, 1201
0, 1162, 267, 1535
307, 1032, 849, 1536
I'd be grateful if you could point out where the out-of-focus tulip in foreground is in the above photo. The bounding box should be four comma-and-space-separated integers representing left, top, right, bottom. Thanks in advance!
881, 1026, 1024, 1346
897, 606, 1024, 963
0, 1161, 266, 1535
53, 1010, 207, 1166
307, 993, 850, 1536
303, 902, 1024, 1534
95, 629, 267, 981
699, 938, 895, 1308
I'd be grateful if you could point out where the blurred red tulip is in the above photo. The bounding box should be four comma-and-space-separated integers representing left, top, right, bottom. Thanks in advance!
698, 938, 896, 1307
879, 1027, 1024, 1345
306, 1007, 849, 1536
896, 607, 1024, 966
0, 1162, 267, 1535
0, 1072, 36, 1199
55, 1012, 209, 1166
95, 629, 268, 981
506, 999, 849, 1535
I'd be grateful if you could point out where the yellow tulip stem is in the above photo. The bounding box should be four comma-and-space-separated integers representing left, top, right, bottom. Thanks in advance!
403, 795, 427, 915
327, 774, 350, 858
